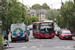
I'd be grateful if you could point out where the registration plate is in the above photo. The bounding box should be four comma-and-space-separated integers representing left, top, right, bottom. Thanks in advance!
45, 37, 49, 38
45, 33, 49, 35
65, 36, 69, 38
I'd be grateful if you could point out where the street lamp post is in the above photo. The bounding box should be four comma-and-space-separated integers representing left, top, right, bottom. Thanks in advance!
40, 9, 41, 22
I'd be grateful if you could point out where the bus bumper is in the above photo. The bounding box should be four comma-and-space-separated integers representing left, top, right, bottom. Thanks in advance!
39, 33, 55, 38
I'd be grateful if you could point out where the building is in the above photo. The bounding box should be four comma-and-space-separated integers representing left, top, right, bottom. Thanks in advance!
0, 0, 2, 2
28, 9, 48, 21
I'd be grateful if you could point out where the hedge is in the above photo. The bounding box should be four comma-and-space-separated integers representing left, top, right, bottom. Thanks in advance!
0, 35, 4, 50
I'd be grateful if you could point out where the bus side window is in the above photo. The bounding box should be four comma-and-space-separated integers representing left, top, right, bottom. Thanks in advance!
33, 25, 39, 32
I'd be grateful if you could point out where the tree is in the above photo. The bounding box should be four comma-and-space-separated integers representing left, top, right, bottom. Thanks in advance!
0, 0, 29, 35
8, 0, 27, 24
57, 1, 75, 29
32, 4, 41, 9
42, 3, 50, 9
45, 9, 58, 21
24, 15, 32, 25
31, 3, 50, 9
0, 0, 9, 35
31, 16, 39, 22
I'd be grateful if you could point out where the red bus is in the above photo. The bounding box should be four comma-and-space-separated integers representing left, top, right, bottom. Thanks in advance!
33, 22, 55, 39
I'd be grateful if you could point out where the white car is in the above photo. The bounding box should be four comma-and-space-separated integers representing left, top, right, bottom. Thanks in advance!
27, 25, 33, 30
3, 40, 9, 47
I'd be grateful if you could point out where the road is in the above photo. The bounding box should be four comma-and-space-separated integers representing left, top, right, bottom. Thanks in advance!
5, 30, 75, 50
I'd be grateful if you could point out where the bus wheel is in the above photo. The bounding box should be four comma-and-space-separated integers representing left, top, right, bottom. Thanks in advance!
34, 34, 36, 38
34, 36, 36, 38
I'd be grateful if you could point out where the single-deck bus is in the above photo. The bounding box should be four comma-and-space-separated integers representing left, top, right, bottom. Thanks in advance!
33, 22, 55, 38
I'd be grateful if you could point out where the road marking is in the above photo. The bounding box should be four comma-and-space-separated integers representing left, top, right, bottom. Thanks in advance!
9, 45, 13, 47
37, 48, 40, 50
65, 47, 74, 49
29, 39, 40, 41
53, 46, 65, 48
65, 46, 75, 49
40, 45, 43, 47
66, 46, 70, 48
42, 40, 44, 43
31, 46, 37, 48
21, 46, 27, 48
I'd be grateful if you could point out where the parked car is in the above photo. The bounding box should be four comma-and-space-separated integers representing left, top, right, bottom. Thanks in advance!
59, 29, 72, 40
70, 30, 75, 36
27, 25, 33, 30
54, 27, 61, 36
3, 40, 9, 47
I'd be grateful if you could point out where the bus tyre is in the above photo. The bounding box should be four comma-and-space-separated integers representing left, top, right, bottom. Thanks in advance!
34, 34, 36, 38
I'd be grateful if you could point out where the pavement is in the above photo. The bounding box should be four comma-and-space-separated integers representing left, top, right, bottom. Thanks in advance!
72, 36, 75, 40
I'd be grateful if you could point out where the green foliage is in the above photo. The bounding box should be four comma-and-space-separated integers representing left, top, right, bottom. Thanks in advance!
42, 3, 50, 9
31, 16, 39, 23
0, 0, 31, 34
24, 15, 32, 25
0, 35, 4, 50
31, 3, 50, 9
8, 0, 27, 24
57, 1, 75, 29
32, 4, 41, 9
45, 9, 58, 21
0, 0, 8, 31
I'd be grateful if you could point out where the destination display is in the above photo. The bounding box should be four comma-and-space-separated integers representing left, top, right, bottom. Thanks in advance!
41, 23, 53, 25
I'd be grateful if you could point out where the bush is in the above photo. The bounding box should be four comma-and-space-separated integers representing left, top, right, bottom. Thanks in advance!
0, 35, 4, 50
31, 16, 39, 22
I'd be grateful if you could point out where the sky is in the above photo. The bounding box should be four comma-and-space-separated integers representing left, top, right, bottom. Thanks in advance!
18, 0, 73, 9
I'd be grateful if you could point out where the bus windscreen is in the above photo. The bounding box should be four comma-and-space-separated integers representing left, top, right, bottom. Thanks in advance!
40, 23, 53, 33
